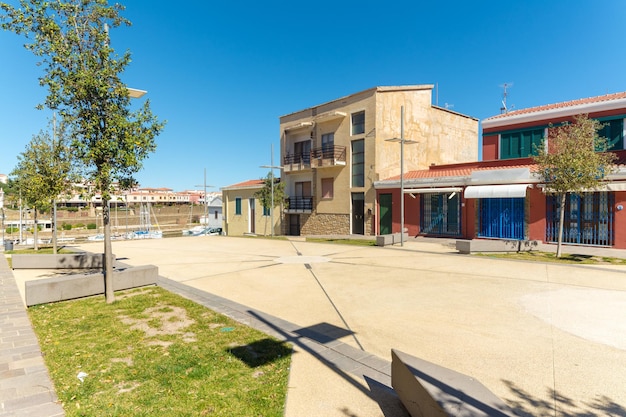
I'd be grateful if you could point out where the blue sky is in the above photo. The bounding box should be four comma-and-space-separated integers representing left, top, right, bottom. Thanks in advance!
1, 1, 626, 191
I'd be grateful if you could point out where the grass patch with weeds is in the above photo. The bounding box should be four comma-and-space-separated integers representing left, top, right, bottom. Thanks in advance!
6, 247, 76, 255
306, 237, 377, 246
29, 286, 291, 416
475, 251, 626, 265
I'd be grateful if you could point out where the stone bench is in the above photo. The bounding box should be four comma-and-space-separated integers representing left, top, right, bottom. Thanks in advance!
12, 253, 111, 269
456, 239, 538, 254
391, 349, 516, 417
376, 233, 408, 246
25, 265, 158, 306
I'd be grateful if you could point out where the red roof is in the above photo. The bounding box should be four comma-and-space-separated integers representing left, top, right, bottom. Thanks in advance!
223, 179, 265, 189
383, 163, 539, 182
485, 91, 626, 121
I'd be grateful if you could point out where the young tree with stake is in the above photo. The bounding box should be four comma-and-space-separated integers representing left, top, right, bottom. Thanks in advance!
1, 0, 165, 302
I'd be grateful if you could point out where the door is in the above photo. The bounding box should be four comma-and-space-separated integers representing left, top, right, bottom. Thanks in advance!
249, 198, 256, 234
289, 214, 300, 236
379, 193, 392, 235
352, 193, 365, 235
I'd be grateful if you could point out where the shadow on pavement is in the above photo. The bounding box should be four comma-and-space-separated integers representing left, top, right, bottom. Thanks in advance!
503, 380, 626, 417
248, 311, 409, 417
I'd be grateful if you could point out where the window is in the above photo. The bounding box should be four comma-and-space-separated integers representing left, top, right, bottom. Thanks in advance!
351, 111, 365, 135
235, 197, 242, 215
500, 128, 544, 159
263, 205, 270, 216
421, 193, 461, 236
321, 178, 334, 199
351, 139, 364, 187
597, 118, 624, 150
214, 210, 218, 219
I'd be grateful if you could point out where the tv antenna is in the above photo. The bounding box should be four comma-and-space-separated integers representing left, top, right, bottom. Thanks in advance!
500, 82, 514, 114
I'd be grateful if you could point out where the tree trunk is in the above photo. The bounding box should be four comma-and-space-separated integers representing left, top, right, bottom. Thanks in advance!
103, 199, 115, 304
33, 208, 39, 251
556, 193, 566, 258
52, 200, 57, 254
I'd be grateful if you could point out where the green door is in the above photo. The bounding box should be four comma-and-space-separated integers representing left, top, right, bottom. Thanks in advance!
380, 193, 392, 235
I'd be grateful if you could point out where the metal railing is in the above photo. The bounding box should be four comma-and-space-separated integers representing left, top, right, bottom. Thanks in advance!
283, 153, 311, 166
310, 145, 347, 166
286, 197, 313, 211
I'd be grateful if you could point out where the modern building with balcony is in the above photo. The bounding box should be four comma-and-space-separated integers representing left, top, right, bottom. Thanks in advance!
279, 85, 479, 236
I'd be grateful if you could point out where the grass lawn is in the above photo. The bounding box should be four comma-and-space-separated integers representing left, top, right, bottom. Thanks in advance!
306, 237, 377, 246
476, 251, 626, 265
29, 286, 291, 416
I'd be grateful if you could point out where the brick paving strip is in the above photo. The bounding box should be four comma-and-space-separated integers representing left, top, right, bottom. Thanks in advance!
0, 255, 65, 417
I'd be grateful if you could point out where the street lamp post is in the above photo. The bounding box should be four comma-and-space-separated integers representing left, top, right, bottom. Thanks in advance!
385, 106, 418, 247
0, 188, 4, 247
195, 168, 214, 230
260, 143, 283, 237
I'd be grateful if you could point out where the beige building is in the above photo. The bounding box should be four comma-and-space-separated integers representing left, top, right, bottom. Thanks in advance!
279, 85, 478, 236
221, 179, 281, 236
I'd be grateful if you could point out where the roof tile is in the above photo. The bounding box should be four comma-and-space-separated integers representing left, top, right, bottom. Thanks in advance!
485, 91, 626, 121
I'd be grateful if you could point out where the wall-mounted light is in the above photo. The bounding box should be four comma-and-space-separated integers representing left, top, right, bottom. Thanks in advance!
617, 204, 623, 211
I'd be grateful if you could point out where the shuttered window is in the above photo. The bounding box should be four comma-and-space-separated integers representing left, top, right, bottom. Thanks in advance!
500, 128, 545, 159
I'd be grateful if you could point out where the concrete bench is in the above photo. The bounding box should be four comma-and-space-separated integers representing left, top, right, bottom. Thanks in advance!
25, 265, 158, 306
376, 233, 408, 246
12, 253, 111, 269
456, 239, 538, 254
391, 349, 516, 417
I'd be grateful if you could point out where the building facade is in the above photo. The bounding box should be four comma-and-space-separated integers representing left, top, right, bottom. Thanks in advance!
375, 91, 626, 249
279, 85, 479, 236
221, 180, 281, 236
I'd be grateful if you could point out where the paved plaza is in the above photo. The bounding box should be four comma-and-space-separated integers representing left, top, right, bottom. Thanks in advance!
6, 236, 626, 416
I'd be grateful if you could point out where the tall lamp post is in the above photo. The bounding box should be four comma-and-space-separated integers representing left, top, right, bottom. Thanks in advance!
195, 168, 214, 229
260, 143, 283, 237
385, 106, 418, 247
0, 187, 4, 247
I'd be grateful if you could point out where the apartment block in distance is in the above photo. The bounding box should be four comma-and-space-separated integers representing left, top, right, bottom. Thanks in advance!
279, 85, 479, 236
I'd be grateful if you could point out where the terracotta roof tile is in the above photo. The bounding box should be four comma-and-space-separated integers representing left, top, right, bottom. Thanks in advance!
223, 179, 264, 189
485, 91, 626, 121
384, 163, 539, 182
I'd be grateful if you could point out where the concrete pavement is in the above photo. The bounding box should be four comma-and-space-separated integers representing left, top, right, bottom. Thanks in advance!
5, 236, 626, 416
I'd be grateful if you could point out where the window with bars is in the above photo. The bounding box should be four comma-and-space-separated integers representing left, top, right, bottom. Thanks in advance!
478, 198, 525, 240
546, 192, 613, 246
420, 193, 461, 236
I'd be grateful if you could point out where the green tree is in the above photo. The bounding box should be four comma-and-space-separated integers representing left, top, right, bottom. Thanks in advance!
1, 0, 165, 302
533, 114, 617, 257
11, 121, 74, 251
254, 173, 285, 236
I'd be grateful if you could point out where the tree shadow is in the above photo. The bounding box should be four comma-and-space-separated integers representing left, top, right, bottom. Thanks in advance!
227, 338, 292, 368
503, 380, 626, 416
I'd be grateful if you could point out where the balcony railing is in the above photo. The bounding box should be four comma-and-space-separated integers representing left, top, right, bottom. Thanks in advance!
310, 145, 347, 168
283, 153, 311, 172
286, 197, 313, 212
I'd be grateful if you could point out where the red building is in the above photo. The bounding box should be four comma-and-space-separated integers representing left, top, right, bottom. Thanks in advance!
375, 92, 626, 249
